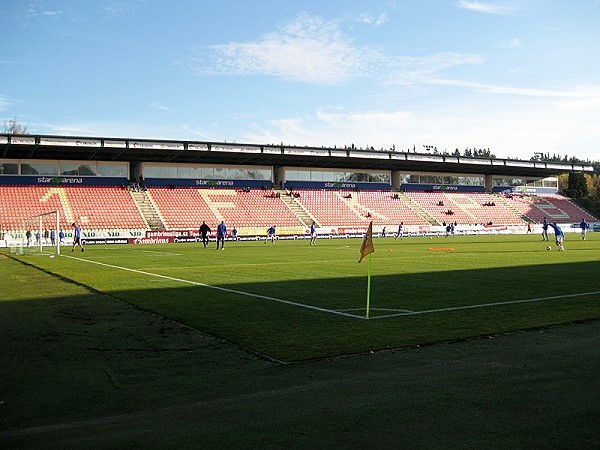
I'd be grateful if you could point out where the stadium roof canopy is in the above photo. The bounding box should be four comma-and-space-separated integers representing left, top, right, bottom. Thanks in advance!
1, 134, 595, 178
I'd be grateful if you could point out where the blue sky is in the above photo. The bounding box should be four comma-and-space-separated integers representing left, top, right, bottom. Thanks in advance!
1, 0, 599, 161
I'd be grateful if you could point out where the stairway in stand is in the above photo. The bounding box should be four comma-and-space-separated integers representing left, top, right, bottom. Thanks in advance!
274, 188, 317, 227
130, 190, 166, 230
395, 191, 440, 225
492, 193, 531, 222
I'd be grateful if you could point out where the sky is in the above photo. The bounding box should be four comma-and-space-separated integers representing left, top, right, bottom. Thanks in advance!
1, 0, 599, 162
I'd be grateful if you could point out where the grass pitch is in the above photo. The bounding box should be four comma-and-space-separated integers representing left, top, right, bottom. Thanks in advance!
7, 233, 600, 361
2, 233, 600, 448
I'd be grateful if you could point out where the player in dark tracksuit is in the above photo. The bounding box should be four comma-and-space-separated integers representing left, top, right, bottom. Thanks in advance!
199, 221, 211, 248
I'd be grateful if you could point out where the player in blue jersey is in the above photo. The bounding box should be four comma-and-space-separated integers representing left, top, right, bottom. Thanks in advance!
266, 225, 276, 244
580, 219, 589, 240
541, 217, 549, 241
309, 222, 317, 245
394, 222, 404, 240
70, 222, 84, 252
549, 222, 565, 251
216, 221, 226, 250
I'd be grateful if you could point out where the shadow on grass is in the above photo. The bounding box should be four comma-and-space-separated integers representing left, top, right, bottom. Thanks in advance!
2, 255, 600, 450
6, 254, 599, 361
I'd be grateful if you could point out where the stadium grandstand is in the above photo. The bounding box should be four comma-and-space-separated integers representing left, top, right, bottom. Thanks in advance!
0, 133, 597, 247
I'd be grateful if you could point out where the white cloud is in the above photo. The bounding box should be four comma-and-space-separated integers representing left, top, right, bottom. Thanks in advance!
357, 13, 389, 26
425, 79, 600, 99
507, 67, 527, 74
385, 53, 484, 84
0, 96, 11, 111
42, 10, 61, 17
37, 120, 183, 140
202, 14, 483, 86
102, 0, 146, 18
150, 102, 172, 112
237, 90, 600, 161
243, 108, 420, 150
457, 1, 521, 15
496, 37, 521, 49
204, 14, 372, 85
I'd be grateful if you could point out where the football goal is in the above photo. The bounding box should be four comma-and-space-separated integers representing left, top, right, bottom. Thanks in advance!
16, 210, 61, 256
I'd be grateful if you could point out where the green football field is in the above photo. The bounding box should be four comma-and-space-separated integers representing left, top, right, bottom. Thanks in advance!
7, 232, 600, 361
2, 233, 600, 448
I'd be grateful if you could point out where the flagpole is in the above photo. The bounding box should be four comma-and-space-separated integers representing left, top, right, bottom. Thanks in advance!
366, 253, 372, 319
358, 221, 374, 318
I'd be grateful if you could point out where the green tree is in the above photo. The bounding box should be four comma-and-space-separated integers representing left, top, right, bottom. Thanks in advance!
566, 172, 589, 198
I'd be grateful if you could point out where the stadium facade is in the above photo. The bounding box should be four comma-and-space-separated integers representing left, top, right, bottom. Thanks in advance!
1, 133, 597, 246
1, 133, 595, 190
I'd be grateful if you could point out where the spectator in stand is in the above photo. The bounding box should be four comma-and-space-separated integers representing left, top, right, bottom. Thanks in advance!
580, 219, 589, 240
199, 221, 211, 249
216, 221, 226, 250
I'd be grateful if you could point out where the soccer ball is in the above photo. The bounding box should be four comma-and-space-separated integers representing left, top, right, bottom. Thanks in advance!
546, 245, 551, 251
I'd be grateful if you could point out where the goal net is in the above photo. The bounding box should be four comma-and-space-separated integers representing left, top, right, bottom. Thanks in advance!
15, 210, 61, 256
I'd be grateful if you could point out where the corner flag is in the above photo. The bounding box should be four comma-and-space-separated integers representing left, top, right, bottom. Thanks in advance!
358, 221, 374, 263
358, 221, 375, 319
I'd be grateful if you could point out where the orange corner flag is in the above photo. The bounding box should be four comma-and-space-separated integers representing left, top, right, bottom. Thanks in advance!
358, 221, 375, 263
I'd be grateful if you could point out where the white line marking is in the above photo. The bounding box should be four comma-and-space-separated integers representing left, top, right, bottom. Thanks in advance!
59, 257, 600, 321
61, 255, 364, 319
341, 308, 415, 313
369, 291, 600, 320
132, 250, 183, 256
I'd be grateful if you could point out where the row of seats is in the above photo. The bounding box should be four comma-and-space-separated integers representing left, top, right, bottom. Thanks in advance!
404, 191, 523, 225
0, 186, 146, 231
0, 186, 596, 232
149, 188, 305, 229
501, 193, 596, 223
